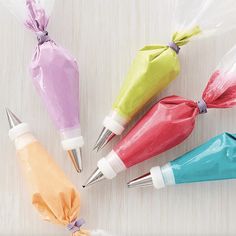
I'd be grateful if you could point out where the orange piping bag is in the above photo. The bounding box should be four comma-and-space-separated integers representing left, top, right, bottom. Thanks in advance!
6, 108, 101, 236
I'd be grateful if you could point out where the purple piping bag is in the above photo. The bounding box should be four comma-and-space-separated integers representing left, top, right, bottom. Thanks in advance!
24, 0, 84, 172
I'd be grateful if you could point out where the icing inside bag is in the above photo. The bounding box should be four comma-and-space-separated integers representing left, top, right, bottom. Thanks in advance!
0, 0, 84, 172
128, 132, 236, 189
7, 109, 110, 236
17, 141, 108, 236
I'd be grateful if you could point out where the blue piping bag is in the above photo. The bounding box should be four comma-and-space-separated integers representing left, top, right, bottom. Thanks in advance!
127, 132, 236, 189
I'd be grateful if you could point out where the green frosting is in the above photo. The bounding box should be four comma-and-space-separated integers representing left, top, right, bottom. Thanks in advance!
112, 26, 201, 120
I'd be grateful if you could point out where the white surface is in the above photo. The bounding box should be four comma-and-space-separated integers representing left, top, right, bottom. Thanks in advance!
1, 0, 236, 235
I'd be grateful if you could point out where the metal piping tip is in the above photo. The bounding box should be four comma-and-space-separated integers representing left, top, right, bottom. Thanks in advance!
127, 172, 153, 188
82, 167, 105, 188
93, 127, 115, 152
67, 148, 82, 173
5, 108, 22, 129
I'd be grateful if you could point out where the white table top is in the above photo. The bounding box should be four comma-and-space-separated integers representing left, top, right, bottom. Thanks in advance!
1, 0, 236, 235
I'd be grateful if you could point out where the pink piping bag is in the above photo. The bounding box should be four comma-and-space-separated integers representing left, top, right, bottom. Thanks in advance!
2, 0, 84, 172
84, 45, 236, 187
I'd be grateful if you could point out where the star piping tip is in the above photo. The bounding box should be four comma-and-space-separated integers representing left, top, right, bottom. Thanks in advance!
93, 127, 115, 152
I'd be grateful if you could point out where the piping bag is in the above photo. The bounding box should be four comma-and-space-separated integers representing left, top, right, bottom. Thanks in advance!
0, 0, 84, 172
127, 132, 236, 189
6, 108, 110, 236
84, 44, 236, 187
94, 0, 236, 151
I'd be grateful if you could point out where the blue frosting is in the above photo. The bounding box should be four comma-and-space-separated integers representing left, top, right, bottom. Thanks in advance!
170, 133, 236, 184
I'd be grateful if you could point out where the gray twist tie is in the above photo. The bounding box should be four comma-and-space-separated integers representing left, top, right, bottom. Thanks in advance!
197, 99, 207, 114
168, 42, 180, 54
36, 31, 50, 45
66, 218, 85, 234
